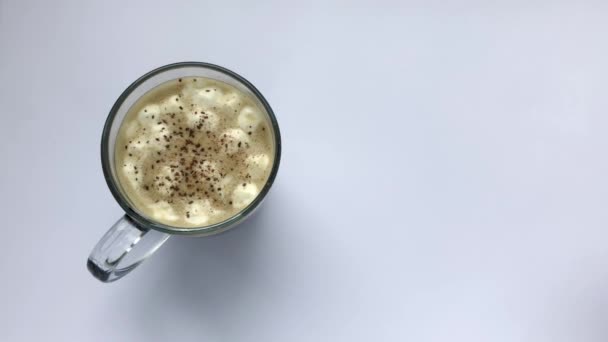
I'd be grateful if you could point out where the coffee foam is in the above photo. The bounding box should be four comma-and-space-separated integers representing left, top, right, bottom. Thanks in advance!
115, 77, 275, 228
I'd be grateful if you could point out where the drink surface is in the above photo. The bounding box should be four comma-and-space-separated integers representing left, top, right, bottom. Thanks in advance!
115, 77, 275, 228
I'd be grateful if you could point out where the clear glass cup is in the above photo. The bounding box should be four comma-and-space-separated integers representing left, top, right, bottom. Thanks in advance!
87, 62, 281, 282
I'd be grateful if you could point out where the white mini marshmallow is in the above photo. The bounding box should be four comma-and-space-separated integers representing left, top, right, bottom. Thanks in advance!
210, 207, 226, 220
237, 106, 263, 131
184, 108, 219, 131
185, 200, 212, 226
221, 128, 250, 154
231, 183, 259, 209
132, 123, 168, 150
245, 154, 271, 180
199, 160, 222, 183
154, 165, 176, 196
129, 134, 148, 152
181, 79, 207, 99
185, 199, 226, 226
201, 160, 218, 170
160, 95, 182, 113
150, 122, 169, 135
192, 87, 223, 107
124, 121, 140, 138
216, 175, 235, 199
221, 92, 243, 113
200, 109, 220, 130
184, 110, 201, 128
122, 157, 141, 188
137, 104, 161, 124
148, 201, 179, 222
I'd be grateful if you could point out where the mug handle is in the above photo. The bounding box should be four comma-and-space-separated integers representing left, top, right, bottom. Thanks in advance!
87, 215, 170, 282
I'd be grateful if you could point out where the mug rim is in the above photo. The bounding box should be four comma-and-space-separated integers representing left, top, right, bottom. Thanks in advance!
101, 62, 282, 236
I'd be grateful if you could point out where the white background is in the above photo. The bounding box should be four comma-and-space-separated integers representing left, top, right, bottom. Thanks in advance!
1, 1, 608, 341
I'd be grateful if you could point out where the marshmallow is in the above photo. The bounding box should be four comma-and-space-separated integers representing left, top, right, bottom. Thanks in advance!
159, 95, 182, 113
210, 207, 226, 221
221, 128, 250, 154
124, 121, 140, 138
181, 79, 207, 99
122, 157, 141, 188
192, 87, 223, 108
199, 160, 222, 183
201, 160, 218, 170
148, 122, 171, 140
129, 134, 148, 152
245, 154, 271, 180
184, 108, 219, 131
148, 201, 179, 222
137, 104, 161, 124
216, 175, 235, 199
232, 183, 259, 209
221, 92, 243, 113
184, 109, 201, 128
200, 109, 220, 130
154, 165, 176, 196
185, 200, 211, 226
184, 199, 226, 226
237, 106, 263, 131
149, 122, 169, 135
145, 123, 169, 150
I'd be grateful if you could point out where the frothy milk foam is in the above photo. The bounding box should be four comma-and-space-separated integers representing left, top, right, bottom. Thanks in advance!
115, 77, 275, 228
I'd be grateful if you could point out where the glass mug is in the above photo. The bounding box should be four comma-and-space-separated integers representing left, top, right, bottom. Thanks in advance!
87, 62, 281, 282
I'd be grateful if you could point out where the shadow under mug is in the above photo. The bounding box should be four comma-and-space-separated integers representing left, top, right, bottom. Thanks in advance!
87, 62, 281, 282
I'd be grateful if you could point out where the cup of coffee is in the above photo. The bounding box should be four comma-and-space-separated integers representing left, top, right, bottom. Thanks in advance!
88, 62, 281, 282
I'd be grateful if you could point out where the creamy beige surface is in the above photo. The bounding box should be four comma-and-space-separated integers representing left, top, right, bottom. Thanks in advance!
115, 77, 275, 228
